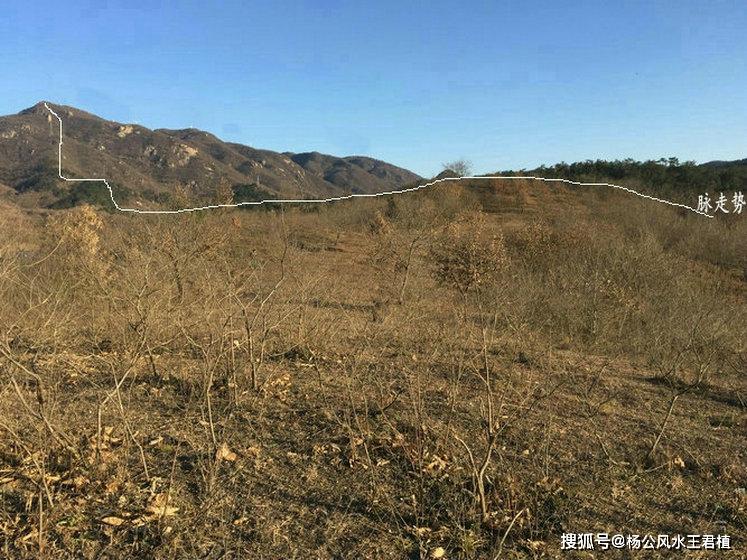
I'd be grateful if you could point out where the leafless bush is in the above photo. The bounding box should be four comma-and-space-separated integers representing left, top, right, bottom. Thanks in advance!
428, 214, 508, 296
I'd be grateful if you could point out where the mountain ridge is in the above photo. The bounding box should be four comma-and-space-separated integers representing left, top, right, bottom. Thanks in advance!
0, 101, 421, 210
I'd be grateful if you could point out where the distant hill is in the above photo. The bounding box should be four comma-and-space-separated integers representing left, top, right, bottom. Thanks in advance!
0, 102, 421, 210
700, 158, 747, 168
287, 152, 420, 194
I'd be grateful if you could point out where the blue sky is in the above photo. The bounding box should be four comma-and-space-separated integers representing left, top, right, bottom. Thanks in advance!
1, 1, 745, 176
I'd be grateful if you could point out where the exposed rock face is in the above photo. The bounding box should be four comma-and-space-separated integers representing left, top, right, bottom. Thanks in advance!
173, 143, 198, 167
0, 101, 422, 209
117, 125, 134, 138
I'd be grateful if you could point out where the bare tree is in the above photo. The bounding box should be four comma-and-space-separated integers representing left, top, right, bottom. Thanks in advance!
442, 159, 473, 177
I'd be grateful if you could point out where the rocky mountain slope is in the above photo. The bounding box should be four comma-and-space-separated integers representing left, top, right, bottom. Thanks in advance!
0, 102, 421, 210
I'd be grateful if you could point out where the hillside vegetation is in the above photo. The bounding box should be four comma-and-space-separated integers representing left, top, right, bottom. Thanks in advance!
0, 179, 745, 559
513, 158, 747, 199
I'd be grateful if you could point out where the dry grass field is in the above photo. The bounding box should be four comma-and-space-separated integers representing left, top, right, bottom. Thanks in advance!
0, 181, 745, 558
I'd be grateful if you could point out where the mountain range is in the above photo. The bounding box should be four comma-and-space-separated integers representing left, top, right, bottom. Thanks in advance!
1, 102, 744, 214
0, 102, 421, 211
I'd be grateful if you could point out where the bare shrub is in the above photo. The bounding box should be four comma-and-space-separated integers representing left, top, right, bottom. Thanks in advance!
428, 214, 508, 296
47, 204, 111, 284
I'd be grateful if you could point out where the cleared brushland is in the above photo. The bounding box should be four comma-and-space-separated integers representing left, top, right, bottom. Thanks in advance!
0, 182, 745, 559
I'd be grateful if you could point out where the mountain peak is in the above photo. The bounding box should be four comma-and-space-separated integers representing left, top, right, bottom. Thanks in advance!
19, 101, 53, 115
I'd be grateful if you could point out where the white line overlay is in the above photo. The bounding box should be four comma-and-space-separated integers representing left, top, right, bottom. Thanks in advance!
45, 103, 713, 218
